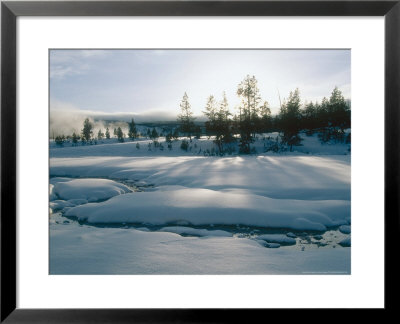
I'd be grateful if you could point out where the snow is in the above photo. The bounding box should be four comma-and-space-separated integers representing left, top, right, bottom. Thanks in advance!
339, 237, 351, 247
339, 225, 351, 234
65, 187, 349, 231
50, 222, 350, 274
49, 184, 57, 201
257, 234, 297, 245
158, 226, 232, 237
49, 133, 351, 274
52, 178, 131, 202
50, 155, 350, 201
49, 200, 74, 213
264, 243, 281, 248
49, 132, 350, 157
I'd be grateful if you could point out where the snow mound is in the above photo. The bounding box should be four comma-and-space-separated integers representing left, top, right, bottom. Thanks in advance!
53, 178, 131, 202
65, 187, 350, 231
49, 184, 57, 201
158, 226, 232, 237
50, 200, 74, 213
339, 237, 351, 247
67, 198, 88, 206
339, 225, 351, 234
265, 243, 281, 248
257, 234, 296, 245
50, 155, 351, 201
50, 224, 351, 274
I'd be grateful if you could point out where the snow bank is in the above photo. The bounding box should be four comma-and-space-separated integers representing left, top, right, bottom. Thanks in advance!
65, 187, 350, 231
265, 243, 281, 248
339, 225, 351, 234
50, 198, 90, 214
49, 132, 350, 158
339, 237, 351, 247
50, 224, 351, 274
158, 226, 232, 237
50, 155, 350, 201
49, 184, 57, 201
257, 234, 296, 245
50, 200, 74, 212
52, 178, 131, 202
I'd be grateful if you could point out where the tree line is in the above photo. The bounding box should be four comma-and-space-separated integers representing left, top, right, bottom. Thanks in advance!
55, 118, 139, 146
54, 75, 350, 154
177, 75, 350, 153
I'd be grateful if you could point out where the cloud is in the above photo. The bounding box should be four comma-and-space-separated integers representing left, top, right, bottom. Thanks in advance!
49, 50, 109, 79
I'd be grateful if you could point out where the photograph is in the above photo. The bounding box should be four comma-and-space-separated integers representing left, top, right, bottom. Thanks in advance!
49, 49, 351, 275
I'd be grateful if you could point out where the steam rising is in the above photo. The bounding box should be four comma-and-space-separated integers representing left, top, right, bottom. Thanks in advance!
50, 108, 180, 137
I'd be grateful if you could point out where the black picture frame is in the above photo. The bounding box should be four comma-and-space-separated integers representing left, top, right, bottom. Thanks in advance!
1, 0, 399, 321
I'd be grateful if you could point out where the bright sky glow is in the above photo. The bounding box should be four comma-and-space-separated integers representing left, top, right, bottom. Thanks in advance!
50, 49, 350, 118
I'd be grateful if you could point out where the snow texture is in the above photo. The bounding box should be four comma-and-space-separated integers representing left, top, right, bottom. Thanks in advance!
257, 234, 297, 245
49, 134, 351, 274
50, 223, 351, 274
65, 187, 349, 231
339, 237, 351, 247
339, 225, 351, 234
52, 178, 131, 202
158, 226, 232, 237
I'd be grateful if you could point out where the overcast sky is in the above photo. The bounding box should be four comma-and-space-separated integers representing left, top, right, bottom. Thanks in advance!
50, 49, 350, 118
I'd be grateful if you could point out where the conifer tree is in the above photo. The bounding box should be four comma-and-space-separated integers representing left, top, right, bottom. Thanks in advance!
279, 88, 302, 151
81, 118, 93, 142
72, 132, 79, 145
215, 92, 233, 151
203, 95, 217, 136
150, 128, 159, 140
328, 86, 350, 130
258, 101, 272, 133
116, 127, 124, 142
237, 75, 261, 153
302, 101, 316, 132
105, 127, 110, 139
178, 92, 196, 139
97, 129, 104, 140
128, 118, 137, 139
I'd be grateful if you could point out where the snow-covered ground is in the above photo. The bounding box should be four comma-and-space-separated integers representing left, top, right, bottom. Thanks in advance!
49, 133, 351, 274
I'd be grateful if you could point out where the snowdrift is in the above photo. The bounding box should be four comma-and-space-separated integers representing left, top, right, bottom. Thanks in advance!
65, 186, 350, 231
50, 155, 350, 201
52, 178, 131, 202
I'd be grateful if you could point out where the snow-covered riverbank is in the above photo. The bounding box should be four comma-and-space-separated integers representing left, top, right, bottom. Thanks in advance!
49, 134, 351, 274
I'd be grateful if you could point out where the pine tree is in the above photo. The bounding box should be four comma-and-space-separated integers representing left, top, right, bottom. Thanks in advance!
215, 92, 233, 151
97, 129, 104, 140
55, 135, 65, 146
72, 132, 79, 145
81, 118, 93, 142
166, 133, 173, 143
328, 86, 350, 130
128, 118, 137, 139
237, 75, 261, 153
178, 92, 196, 139
116, 127, 124, 142
279, 88, 302, 151
203, 92, 233, 152
150, 128, 159, 140
302, 101, 316, 132
105, 127, 110, 139
258, 101, 272, 133
203, 95, 217, 136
